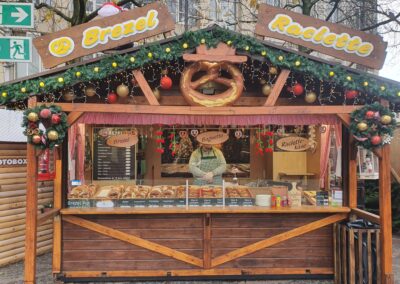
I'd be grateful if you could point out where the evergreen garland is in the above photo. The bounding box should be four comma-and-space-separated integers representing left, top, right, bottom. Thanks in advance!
22, 105, 68, 149
350, 102, 396, 149
1, 27, 399, 106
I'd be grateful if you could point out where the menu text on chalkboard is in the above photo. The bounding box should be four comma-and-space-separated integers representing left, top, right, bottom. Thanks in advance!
93, 127, 136, 180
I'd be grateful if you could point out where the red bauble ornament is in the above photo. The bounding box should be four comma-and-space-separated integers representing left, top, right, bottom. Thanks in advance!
292, 83, 304, 96
32, 135, 41, 144
107, 92, 118, 104
51, 114, 61, 124
40, 108, 51, 119
371, 135, 382, 145
160, 76, 172, 90
345, 90, 359, 100
365, 111, 375, 119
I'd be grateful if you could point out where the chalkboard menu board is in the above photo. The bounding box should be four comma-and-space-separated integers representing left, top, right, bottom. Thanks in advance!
93, 127, 136, 180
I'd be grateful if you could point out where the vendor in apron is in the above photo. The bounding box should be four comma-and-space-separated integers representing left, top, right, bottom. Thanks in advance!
189, 144, 227, 185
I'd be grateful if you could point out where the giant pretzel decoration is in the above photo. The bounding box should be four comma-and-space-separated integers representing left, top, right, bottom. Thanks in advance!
180, 61, 244, 107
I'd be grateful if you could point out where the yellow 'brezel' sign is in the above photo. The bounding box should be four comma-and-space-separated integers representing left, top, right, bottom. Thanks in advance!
33, 3, 175, 68
269, 14, 374, 57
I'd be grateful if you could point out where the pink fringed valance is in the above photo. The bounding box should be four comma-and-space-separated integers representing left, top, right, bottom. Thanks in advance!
77, 113, 339, 126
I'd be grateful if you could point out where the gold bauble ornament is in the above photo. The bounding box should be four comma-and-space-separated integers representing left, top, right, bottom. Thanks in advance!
381, 115, 392, 125
39, 82, 45, 87
182, 43, 188, 49
47, 130, 59, 141
84, 87, 96, 97
305, 92, 317, 104
269, 66, 278, 75
27, 112, 39, 122
262, 84, 272, 96
62, 90, 75, 101
116, 84, 129, 97
153, 88, 161, 100
357, 122, 368, 132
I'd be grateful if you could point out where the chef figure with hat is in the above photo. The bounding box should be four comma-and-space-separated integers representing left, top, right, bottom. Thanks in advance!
189, 141, 227, 185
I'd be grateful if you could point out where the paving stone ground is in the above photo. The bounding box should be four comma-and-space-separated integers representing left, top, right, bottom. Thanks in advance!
0, 234, 399, 284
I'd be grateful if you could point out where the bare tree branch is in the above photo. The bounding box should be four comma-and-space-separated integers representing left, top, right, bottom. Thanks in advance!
361, 11, 400, 31
325, 0, 341, 21
34, 3, 72, 23
284, 4, 302, 10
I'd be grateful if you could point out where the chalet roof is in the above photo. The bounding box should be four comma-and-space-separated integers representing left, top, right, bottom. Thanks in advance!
1, 25, 399, 108
0, 109, 26, 142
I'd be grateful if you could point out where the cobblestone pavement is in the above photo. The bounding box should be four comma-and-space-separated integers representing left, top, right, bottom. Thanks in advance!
0, 234, 399, 284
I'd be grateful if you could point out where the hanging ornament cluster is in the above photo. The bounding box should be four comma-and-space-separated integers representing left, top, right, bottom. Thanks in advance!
308, 125, 317, 153
23, 105, 68, 149
168, 130, 179, 157
350, 102, 396, 149
154, 127, 165, 153
255, 127, 274, 155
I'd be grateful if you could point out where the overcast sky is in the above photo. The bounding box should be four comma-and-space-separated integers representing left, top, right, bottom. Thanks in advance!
378, 1, 400, 82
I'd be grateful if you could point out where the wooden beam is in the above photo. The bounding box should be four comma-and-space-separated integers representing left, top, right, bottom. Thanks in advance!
24, 97, 38, 284
203, 214, 211, 269
351, 208, 380, 224
52, 215, 61, 274
183, 54, 247, 63
132, 70, 160, 106
349, 138, 358, 209
63, 267, 334, 278
53, 159, 62, 274
379, 145, 394, 284
337, 114, 350, 128
40, 103, 361, 116
391, 167, 400, 184
67, 112, 83, 125
37, 208, 60, 226
63, 215, 203, 268
210, 213, 347, 268
264, 69, 290, 106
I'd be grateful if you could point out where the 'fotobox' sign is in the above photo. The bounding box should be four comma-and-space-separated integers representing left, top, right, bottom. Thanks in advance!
33, 3, 174, 69
255, 4, 387, 69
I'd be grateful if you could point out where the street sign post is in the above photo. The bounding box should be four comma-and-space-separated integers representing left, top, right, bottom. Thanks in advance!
0, 36, 32, 62
0, 3, 33, 28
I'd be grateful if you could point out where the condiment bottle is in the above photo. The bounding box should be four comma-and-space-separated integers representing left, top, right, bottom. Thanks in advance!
276, 195, 281, 208
282, 196, 287, 207
271, 195, 276, 208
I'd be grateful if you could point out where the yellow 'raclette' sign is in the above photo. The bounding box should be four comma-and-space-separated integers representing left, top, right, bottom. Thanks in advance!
255, 4, 387, 70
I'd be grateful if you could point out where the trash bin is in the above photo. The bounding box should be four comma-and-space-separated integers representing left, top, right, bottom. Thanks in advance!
335, 220, 380, 284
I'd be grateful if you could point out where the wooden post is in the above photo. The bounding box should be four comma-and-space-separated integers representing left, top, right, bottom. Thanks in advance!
349, 137, 358, 210
379, 145, 394, 284
52, 160, 62, 274
24, 98, 38, 284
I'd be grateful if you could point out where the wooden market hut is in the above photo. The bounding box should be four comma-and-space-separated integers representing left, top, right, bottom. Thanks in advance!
1, 11, 399, 283
0, 109, 54, 267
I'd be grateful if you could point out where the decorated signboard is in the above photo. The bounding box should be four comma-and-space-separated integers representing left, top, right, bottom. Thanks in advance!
275, 136, 310, 152
33, 3, 174, 69
255, 4, 387, 69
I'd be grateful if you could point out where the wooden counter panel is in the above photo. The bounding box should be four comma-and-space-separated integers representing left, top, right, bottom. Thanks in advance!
62, 215, 204, 272
210, 214, 333, 269
61, 213, 337, 277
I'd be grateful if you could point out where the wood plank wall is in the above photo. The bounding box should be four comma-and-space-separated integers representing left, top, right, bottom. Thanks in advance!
62, 214, 333, 275
0, 143, 54, 267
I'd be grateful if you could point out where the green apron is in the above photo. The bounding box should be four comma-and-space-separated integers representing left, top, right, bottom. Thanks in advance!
194, 149, 223, 186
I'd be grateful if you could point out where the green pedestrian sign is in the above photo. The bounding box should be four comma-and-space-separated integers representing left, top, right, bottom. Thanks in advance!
0, 3, 33, 28
0, 36, 31, 62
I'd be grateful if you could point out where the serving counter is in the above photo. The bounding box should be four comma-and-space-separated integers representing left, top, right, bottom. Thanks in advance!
58, 206, 349, 281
